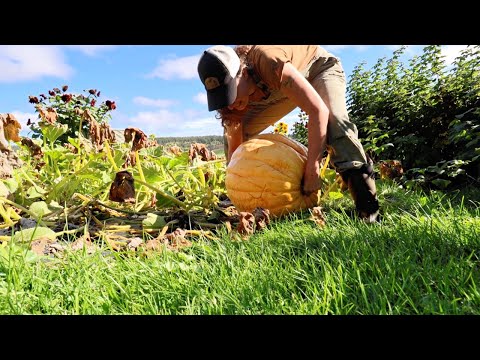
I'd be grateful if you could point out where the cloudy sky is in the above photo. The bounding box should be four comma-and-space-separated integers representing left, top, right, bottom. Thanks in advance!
0, 45, 468, 138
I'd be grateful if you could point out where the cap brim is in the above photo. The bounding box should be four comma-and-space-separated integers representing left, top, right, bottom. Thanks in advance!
206, 76, 237, 112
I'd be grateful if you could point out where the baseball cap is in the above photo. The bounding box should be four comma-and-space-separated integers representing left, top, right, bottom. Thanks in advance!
197, 45, 240, 111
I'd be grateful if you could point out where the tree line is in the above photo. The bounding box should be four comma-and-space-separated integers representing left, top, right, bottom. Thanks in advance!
155, 135, 224, 151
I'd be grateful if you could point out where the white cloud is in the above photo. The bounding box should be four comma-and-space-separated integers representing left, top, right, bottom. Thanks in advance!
110, 108, 303, 138
442, 45, 469, 65
147, 54, 200, 80
64, 45, 117, 56
133, 96, 178, 107
385, 45, 468, 65
193, 92, 208, 105
182, 117, 221, 131
0, 45, 74, 83
109, 109, 224, 137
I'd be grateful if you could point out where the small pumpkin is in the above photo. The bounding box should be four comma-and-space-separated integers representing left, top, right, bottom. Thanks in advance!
225, 133, 320, 217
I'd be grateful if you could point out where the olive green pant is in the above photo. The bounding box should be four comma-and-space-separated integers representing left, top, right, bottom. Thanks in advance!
224, 57, 368, 172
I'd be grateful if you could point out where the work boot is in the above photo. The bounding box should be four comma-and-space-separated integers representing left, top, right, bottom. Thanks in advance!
340, 162, 380, 224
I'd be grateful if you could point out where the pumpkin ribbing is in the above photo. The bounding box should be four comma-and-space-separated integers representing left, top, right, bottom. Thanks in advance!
225, 133, 319, 217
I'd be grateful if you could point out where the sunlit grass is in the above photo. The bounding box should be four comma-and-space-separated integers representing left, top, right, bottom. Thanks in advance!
1, 182, 479, 314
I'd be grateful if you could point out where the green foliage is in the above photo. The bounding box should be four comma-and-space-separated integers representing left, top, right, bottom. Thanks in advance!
289, 45, 480, 190
348, 45, 480, 189
13, 227, 57, 243
27, 86, 116, 145
9, 136, 226, 214
289, 110, 309, 147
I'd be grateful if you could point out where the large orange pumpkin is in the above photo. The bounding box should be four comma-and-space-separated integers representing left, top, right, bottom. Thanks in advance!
225, 133, 320, 217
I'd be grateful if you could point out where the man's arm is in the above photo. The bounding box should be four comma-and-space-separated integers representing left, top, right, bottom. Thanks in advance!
279, 62, 330, 195
224, 119, 244, 163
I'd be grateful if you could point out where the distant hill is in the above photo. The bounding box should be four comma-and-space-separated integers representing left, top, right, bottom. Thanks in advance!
112, 130, 224, 152
112, 129, 125, 143
155, 135, 224, 152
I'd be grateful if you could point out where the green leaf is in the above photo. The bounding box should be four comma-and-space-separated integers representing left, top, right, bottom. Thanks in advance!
164, 261, 174, 272
431, 179, 451, 189
419, 197, 428, 206
48, 201, 64, 211
26, 186, 47, 200
13, 227, 57, 242
30, 201, 51, 218
2, 178, 18, 194
41, 123, 69, 144
328, 191, 344, 200
101, 172, 112, 184
142, 213, 167, 229
155, 196, 179, 209
25, 249, 42, 263
321, 168, 337, 183
0, 182, 11, 198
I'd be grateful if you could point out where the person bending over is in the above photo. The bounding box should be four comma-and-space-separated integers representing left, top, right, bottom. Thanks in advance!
197, 45, 380, 223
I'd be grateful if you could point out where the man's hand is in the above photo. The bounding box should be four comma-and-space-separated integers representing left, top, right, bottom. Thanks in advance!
302, 161, 321, 196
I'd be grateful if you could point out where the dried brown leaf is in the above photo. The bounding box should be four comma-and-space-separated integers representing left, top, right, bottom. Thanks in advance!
123, 127, 156, 167
310, 206, 327, 227
88, 118, 116, 150
252, 207, 270, 231
237, 212, 255, 236
36, 105, 58, 124
82, 109, 96, 123
0, 115, 10, 151
145, 239, 163, 251
71, 233, 95, 253
124, 127, 148, 152
380, 160, 404, 180
109, 171, 136, 203
64, 143, 78, 154
127, 237, 143, 250
30, 237, 53, 256
3, 114, 22, 142
188, 143, 216, 162
163, 228, 192, 251
21, 137, 43, 159
168, 145, 182, 156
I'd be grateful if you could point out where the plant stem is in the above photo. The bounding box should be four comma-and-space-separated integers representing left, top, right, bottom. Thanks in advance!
103, 141, 119, 172
134, 178, 187, 209
0, 197, 47, 226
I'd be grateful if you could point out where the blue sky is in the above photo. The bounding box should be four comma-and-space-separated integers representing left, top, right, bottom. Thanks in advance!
0, 45, 467, 138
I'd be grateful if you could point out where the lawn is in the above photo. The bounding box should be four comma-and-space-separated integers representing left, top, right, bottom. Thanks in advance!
0, 182, 479, 314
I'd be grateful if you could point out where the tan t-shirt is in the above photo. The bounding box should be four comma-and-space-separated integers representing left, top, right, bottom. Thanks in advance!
220, 45, 337, 136
247, 45, 334, 91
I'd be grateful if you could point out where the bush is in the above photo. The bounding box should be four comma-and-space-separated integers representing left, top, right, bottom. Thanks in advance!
27, 86, 117, 145
290, 45, 480, 189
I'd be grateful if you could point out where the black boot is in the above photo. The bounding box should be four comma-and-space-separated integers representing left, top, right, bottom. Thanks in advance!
340, 162, 380, 224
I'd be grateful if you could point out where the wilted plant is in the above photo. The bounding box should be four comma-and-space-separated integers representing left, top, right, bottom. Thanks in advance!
27, 86, 117, 145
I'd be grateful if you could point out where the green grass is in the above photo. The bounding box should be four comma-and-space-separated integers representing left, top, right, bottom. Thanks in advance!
1, 181, 479, 314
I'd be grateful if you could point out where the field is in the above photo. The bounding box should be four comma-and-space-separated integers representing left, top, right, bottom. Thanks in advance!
1, 181, 478, 315
1, 44, 479, 315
